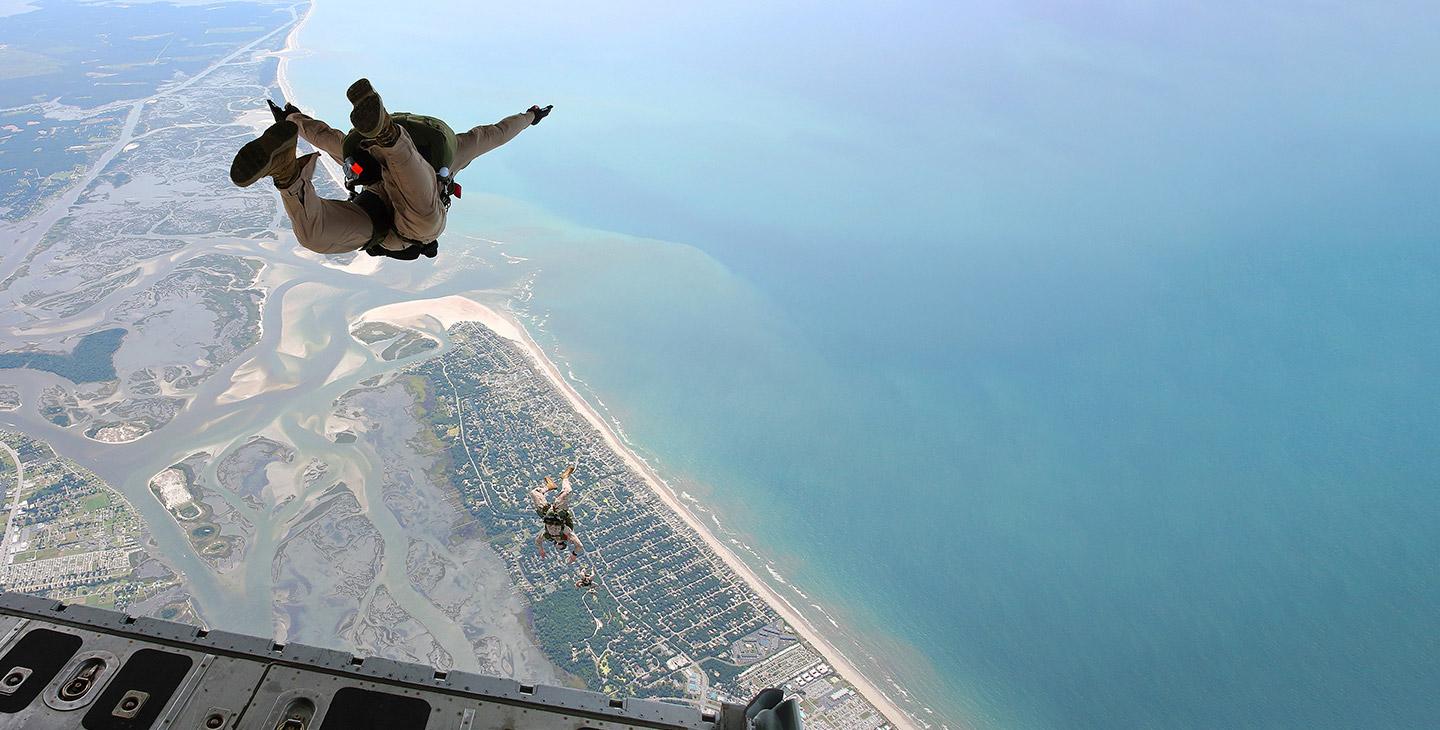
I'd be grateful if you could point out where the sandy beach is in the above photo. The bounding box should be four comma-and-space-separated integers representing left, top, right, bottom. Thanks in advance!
360, 294, 919, 729
272, 2, 385, 278
356, 295, 525, 342
273, 3, 343, 192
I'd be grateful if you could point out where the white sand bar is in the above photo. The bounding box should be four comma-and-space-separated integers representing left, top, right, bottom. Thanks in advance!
357, 295, 525, 342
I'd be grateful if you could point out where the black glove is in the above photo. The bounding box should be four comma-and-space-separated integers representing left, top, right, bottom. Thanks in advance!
528, 104, 553, 126
267, 99, 300, 124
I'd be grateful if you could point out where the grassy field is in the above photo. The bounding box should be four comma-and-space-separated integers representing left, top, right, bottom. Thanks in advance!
0, 47, 61, 81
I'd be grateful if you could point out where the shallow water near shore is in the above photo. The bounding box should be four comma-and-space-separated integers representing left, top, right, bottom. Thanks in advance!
289, 2, 1440, 727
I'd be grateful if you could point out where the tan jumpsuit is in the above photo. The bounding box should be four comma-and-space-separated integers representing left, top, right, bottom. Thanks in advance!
279, 109, 534, 254
531, 476, 573, 543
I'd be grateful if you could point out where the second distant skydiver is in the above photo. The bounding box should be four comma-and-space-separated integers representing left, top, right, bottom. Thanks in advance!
575, 568, 595, 589
532, 465, 584, 563
229, 78, 551, 260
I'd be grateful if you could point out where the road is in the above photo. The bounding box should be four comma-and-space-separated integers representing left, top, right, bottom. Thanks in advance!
0, 10, 301, 286
0, 442, 24, 568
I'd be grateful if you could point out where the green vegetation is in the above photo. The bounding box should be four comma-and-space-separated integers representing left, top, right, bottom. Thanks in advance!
0, 48, 62, 81
700, 657, 746, 687
529, 588, 632, 691
0, 328, 125, 383
14, 549, 47, 563
532, 588, 593, 650
0, 430, 182, 613
40, 407, 71, 428
351, 322, 402, 344
382, 334, 438, 360
405, 375, 433, 413
172, 461, 197, 484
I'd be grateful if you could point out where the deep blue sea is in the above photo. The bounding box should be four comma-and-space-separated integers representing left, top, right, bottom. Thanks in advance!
289, 2, 1440, 726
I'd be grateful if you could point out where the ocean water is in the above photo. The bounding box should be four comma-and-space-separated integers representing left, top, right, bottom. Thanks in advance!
286, 2, 1440, 727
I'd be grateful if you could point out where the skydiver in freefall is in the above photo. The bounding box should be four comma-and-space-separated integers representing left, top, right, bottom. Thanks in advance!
575, 569, 596, 590
531, 465, 585, 564
230, 78, 552, 260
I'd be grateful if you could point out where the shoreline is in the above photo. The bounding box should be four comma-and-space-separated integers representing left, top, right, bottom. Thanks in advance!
273, 1, 344, 191
362, 295, 920, 729
271, 3, 385, 277
512, 309, 920, 729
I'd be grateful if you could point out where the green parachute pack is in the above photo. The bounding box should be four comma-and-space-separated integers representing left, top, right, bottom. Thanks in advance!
341, 112, 456, 173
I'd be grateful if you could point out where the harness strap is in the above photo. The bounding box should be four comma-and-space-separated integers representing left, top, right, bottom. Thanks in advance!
352, 190, 437, 260
352, 189, 391, 249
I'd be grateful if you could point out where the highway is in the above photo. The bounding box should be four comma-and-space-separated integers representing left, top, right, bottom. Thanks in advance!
0, 442, 23, 568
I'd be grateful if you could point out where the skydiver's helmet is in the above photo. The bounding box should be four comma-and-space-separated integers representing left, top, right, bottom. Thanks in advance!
542, 510, 567, 537
342, 147, 381, 191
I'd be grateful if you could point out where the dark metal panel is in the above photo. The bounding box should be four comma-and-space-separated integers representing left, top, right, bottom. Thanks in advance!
443, 672, 520, 697
0, 629, 83, 714
0, 594, 60, 615
79, 647, 194, 729
51, 605, 121, 629
317, 686, 430, 730
0, 593, 732, 729
156, 655, 269, 730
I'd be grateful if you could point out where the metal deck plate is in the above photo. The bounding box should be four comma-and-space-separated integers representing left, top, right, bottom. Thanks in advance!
0, 592, 750, 730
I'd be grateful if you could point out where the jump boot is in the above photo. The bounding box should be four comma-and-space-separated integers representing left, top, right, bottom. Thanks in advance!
230, 120, 306, 188
347, 78, 401, 147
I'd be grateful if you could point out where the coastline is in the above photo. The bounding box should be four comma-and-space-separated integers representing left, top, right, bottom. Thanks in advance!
363, 295, 920, 729
272, 1, 345, 192
271, 2, 385, 277
356, 295, 524, 342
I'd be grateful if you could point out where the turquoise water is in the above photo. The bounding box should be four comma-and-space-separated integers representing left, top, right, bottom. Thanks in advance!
288, 2, 1440, 726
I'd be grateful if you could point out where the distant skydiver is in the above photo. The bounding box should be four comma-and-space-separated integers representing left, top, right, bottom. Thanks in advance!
531, 465, 585, 563
575, 568, 595, 589
229, 78, 552, 260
